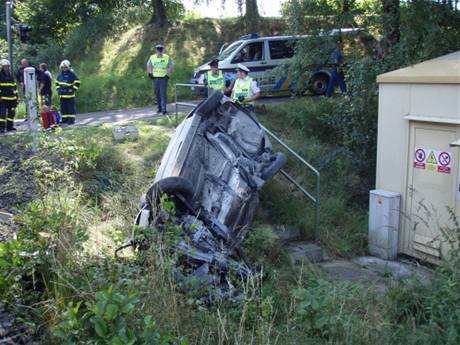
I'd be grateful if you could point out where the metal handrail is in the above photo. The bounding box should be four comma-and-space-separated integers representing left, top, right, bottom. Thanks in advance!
260, 124, 320, 241
174, 83, 207, 124
174, 83, 321, 241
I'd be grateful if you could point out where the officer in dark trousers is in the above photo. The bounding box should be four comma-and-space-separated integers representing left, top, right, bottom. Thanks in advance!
203, 59, 225, 96
147, 44, 174, 115
0, 59, 18, 133
56, 60, 80, 125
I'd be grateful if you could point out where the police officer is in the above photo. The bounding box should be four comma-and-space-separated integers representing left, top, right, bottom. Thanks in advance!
231, 64, 260, 110
56, 60, 80, 125
0, 59, 18, 133
326, 40, 346, 97
203, 59, 224, 95
147, 44, 174, 115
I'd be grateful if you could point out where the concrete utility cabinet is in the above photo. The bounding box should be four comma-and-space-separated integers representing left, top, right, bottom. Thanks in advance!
374, 51, 460, 264
369, 190, 400, 260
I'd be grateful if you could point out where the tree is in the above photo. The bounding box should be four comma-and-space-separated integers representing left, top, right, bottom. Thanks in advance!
152, 0, 168, 27
244, 0, 259, 18
381, 0, 400, 52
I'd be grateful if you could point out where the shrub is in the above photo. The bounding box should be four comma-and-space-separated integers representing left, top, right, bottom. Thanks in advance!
244, 224, 286, 266
53, 285, 188, 345
386, 213, 460, 345
292, 279, 379, 344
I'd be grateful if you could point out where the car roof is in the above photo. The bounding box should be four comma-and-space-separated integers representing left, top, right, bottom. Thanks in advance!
239, 28, 363, 42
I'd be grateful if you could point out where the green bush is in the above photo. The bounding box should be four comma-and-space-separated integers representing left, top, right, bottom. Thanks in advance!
385, 215, 460, 345
244, 224, 287, 266
293, 279, 375, 343
53, 285, 188, 345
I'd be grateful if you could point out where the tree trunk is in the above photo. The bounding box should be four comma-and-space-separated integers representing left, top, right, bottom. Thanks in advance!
152, 0, 168, 28
244, 0, 259, 33
245, 0, 259, 18
381, 0, 400, 52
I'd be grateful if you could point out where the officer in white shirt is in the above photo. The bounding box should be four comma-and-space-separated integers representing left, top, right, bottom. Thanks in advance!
230, 63, 260, 110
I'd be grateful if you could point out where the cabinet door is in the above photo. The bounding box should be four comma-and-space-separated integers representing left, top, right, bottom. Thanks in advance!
403, 123, 458, 263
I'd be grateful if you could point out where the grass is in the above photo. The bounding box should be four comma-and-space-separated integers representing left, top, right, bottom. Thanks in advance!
1, 101, 459, 344
51, 16, 287, 114
257, 98, 369, 257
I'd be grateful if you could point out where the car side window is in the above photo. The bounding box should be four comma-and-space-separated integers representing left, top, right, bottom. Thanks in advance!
269, 40, 296, 60
232, 42, 265, 63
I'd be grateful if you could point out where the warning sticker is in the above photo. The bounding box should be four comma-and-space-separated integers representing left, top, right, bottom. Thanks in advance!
426, 151, 438, 165
413, 148, 452, 174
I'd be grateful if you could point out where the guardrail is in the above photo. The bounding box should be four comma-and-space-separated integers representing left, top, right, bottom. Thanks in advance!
174, 83, 207, 124
174, 83, 321, 240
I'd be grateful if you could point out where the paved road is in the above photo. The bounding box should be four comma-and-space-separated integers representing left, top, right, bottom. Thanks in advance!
14, 95, 298, 129
75, 96, 297, 126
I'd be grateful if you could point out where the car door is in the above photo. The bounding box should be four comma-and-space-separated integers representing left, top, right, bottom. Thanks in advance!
230, 40, 268, 85
268, 39, 298, 91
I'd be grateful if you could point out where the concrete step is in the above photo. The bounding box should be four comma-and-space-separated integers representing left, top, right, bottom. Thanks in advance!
318, 260, 392, 292
352, 256, 432, 284
274, 224, 300, 243
285, 241, 323, 265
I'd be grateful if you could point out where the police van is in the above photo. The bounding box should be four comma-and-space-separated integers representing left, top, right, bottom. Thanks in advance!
191, 30, 360, 95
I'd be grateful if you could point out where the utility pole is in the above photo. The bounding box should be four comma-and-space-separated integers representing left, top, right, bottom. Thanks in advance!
5, 0, 13, 63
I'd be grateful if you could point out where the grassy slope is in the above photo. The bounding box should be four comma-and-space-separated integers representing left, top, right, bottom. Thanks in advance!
70, 17, 286, 113
2, 113, 458, 344
258, 99, 368, 257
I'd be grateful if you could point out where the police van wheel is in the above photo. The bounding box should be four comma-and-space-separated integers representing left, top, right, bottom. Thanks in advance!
195, 92, 224, 116
310, 74, 329, 96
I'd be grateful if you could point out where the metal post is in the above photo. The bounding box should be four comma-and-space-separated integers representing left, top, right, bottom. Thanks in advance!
5, 1, 13, 64
175, 83, 178, 126
315, 174, 321, 241
24, 67, 39, 137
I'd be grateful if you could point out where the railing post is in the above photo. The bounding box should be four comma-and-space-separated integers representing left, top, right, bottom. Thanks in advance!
315, 173, 321, 242
175, 84, 178, 126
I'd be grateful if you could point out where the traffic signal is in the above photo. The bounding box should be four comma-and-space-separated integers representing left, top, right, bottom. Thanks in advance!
18, 24, 32, 43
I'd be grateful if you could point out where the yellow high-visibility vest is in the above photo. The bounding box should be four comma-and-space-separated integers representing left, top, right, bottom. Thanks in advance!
232, 77, 252, 102
150, 54, 170, 78
207, 71, 224, 90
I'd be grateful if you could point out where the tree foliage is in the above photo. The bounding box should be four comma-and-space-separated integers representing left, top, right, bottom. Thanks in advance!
283, 0, 460, 195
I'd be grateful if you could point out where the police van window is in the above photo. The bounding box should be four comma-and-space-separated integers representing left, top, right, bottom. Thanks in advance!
232, 42, 264, 63
269, 40, 296, 59
218, 41, 243, 60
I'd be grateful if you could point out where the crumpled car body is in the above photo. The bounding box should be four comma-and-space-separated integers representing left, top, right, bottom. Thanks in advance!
135, 93, 286, 297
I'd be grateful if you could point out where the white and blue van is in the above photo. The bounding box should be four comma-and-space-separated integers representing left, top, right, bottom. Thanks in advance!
191, 29, 362, 95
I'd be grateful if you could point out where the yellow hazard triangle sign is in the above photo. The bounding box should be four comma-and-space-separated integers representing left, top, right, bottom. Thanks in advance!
427, 151, 438, 164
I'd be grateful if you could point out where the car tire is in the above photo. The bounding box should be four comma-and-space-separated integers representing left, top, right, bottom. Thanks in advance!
261, 152, 287, 180
310, 74, 329, 96
195, 92, 224, 116
147, 176, 194, 206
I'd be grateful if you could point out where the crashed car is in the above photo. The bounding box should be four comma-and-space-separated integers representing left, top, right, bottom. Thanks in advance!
133, 93, 286, 297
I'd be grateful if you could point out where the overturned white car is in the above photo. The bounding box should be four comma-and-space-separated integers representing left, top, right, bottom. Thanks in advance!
134, 93, 286, 297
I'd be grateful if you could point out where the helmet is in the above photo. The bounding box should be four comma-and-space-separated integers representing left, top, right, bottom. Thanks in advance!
0, 59, 11, 67
60, 59, 71, 69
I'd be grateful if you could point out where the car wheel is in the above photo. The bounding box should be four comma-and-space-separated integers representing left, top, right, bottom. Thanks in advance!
195, 92, 224, 116
310, 74, 329, 96
261, 153, 287, 180
147, 176, 194, 206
